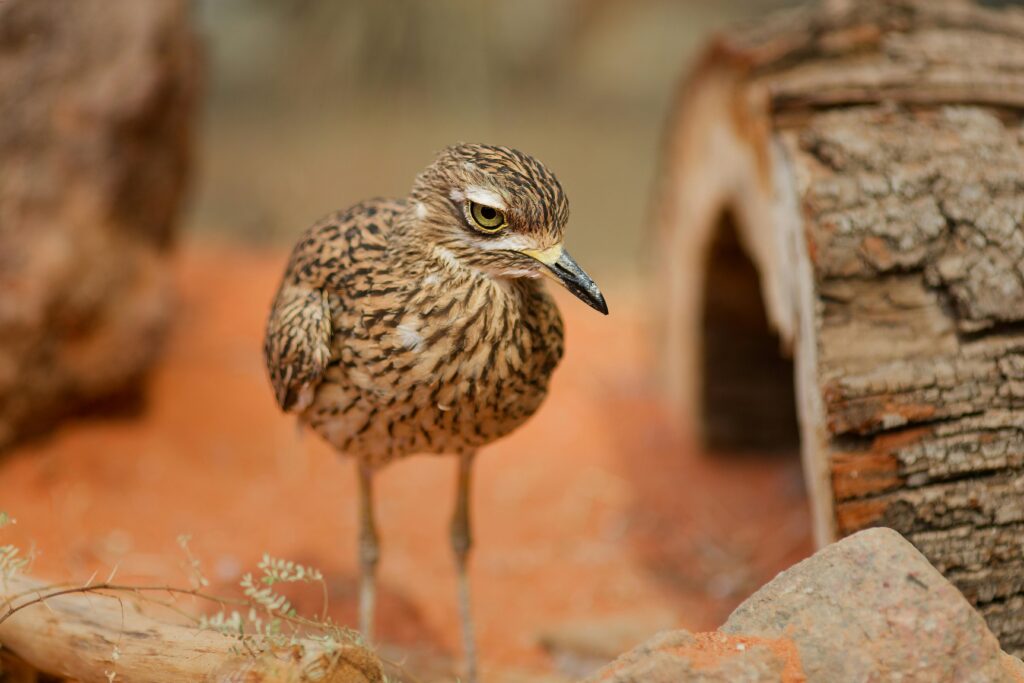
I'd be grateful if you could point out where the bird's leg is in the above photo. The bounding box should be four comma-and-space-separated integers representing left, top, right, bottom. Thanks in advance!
357, 461, 380, 645
451, 450, 478, 683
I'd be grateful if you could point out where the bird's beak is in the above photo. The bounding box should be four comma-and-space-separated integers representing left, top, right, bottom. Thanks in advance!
522, 244, 608, 315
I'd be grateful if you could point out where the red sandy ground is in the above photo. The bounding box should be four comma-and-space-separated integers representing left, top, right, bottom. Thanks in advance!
0, 243, 812, 677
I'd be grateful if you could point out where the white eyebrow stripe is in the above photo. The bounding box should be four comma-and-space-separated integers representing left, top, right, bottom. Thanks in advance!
469, 234, 533, 251
465, 186, 506, 210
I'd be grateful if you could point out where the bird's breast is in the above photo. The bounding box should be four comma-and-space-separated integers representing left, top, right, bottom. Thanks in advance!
311, 274, 564, 460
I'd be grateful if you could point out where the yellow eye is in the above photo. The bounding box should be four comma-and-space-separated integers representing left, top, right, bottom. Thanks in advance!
467, 201, 506, 232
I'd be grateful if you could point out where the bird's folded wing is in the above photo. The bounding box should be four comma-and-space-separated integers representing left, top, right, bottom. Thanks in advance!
263, 283, 332, 412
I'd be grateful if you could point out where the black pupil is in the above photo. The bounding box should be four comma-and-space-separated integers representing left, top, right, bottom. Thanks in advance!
480, 206, 496, 221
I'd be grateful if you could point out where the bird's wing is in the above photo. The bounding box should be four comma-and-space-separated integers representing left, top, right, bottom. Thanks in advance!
263, 199, 403, 412
264, 282, 333, 412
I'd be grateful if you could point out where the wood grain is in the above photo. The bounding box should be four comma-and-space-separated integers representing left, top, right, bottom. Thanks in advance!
0, 576, 382, 683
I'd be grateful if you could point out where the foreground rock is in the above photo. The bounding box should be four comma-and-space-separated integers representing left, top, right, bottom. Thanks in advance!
722, 528, 1023, 682
587, 528, 1024, 682
583, 630, 802, 683
0, 0, 198, 449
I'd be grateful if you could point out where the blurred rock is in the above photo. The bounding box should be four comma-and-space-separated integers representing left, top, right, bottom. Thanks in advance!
582, 630, 801, 683
0, 0, 199, 448
376, 644, 573, 683
539, 609, 678, 678
722, 527, 1021, 682
588, 528, 1024, 682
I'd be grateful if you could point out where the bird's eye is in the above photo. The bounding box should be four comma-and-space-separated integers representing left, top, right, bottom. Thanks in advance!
466, 201, 506, 233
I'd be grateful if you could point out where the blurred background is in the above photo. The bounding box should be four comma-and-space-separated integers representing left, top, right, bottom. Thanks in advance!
189, 0, 806, 272
0, 1, 813, 680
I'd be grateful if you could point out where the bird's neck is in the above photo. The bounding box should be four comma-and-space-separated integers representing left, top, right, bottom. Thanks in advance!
389, 238, 528, 325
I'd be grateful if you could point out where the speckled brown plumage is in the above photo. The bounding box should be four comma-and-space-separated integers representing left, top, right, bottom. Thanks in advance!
262, 143, 606, 680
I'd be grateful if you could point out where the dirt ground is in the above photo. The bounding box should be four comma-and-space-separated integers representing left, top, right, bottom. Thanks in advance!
0, 243, 812, 679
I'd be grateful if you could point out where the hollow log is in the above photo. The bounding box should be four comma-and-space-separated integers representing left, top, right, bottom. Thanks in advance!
656, 0, 1024, 655
0, 576, 382, 683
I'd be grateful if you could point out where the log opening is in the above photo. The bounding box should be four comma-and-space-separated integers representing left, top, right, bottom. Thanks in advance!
701, 211, 800, 454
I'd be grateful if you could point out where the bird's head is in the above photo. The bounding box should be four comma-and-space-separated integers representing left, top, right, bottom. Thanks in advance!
406, 143, 608, 315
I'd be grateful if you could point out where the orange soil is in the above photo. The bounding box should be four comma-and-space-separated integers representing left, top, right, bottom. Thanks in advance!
684, 632, 805, 681
0, 243, 812, 674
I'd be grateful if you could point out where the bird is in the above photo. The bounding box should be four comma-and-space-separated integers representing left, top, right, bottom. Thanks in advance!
263, 143, 607, 682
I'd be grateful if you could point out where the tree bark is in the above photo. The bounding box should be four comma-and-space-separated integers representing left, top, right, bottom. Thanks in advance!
656, 0, 1024, 655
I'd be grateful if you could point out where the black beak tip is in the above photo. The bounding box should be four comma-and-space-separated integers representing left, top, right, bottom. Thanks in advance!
547, 250, 609, 316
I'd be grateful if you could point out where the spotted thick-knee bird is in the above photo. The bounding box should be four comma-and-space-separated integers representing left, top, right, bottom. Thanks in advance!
263, 143, 607, 681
